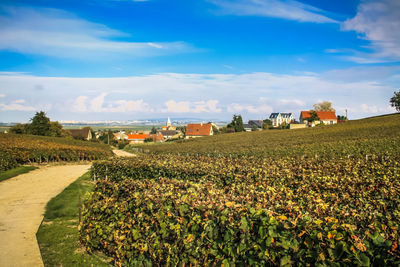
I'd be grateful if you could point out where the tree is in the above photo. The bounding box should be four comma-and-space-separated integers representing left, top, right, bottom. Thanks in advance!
308, 110, 319, 125
390, 90, 400, 112
9, 123, 28, 134
227, 114, 245, 132
212, 125, 220, 134
313, 101, 335, 112
27, 111, 51, 136
48, 121, 63, 137
150, 127, 157, 134
262, 119, 272, 130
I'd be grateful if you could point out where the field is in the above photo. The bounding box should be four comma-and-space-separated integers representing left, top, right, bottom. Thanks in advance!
80, 114, 400, 265
0, 133, 112, 173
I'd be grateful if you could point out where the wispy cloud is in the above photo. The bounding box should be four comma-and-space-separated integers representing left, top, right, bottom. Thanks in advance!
208, 0, 337, 23
162, 100, 222, 113
341, 0, 400, 63
0, 6, 192, 59
0, 99, 38, 111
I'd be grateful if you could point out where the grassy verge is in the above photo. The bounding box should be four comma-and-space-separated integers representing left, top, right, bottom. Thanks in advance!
0, 166, 38, 182
36, 172, 111, 266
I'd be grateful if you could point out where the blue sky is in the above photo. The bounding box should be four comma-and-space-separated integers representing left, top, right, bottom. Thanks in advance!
0, 0, 399, 122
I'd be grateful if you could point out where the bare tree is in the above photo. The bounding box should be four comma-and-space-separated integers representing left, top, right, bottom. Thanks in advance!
313, 101, 335, 112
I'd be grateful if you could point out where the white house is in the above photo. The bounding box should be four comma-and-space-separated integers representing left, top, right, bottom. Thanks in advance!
269, 113, 295, 127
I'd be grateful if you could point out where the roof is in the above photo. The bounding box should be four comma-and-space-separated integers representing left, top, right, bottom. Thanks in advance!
127, 133, 150, 140
269, 113, 293, 119
160, 130, 178, 136
68, 128, 91, 138
269, 113, 279, 119
185, 123, 212, 136
243, 124, 252, 128
248, 120, 262, 127
301, 111, 337, 120
150, 133, 164, 142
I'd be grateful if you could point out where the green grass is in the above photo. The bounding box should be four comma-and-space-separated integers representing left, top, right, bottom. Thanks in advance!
0, 166, 38, 182
36, 172, 111, 266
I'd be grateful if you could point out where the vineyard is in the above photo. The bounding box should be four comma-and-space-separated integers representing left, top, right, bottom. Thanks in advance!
81, 114, 400, 265
0, 133, 112, 172
127, 113, 400, 158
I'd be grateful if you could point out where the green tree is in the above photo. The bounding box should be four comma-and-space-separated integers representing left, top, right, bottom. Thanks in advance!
212, 125, 220, 134
150, 127, 157, 134
27, 111, 51, 136
9, 123, 28, 134
390, 90, 400, 112
227, 114, 245, 132
308, 110, 319, 125
48, 121, 63, 137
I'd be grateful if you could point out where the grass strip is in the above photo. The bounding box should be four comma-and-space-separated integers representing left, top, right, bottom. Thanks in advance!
0, 166, 38, 182
36, 172, 111, 266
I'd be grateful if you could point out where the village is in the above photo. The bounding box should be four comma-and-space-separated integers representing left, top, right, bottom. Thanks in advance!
65, 108, 342, 145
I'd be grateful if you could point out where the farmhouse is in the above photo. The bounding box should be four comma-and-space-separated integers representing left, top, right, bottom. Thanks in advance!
127, 133, 150, 144
67, 128, 92, 140
300, 111, 337, 126
269, 113, 295, 127
185, 123, 213, 138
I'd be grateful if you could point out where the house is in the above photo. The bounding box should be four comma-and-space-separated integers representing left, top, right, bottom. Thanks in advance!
300, 111, 337, 126
113, 131, 128, 141
185, 123, 213, 138
150, 132, 164, 143
127, 133, 150, 144
68, 128, 92, 140
269, 113, 295, 127
243, 120, 262, 131
243, 123, 252, 132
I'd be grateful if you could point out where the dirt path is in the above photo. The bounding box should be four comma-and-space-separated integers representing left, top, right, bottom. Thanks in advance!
112, 149, 136, 157
0, 164, 90, 267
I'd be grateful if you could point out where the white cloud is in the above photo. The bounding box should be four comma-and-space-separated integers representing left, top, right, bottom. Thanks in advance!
0, 6, 191, 58
341, 0, 400, 63
208, 0, 337, 23
0, 99, 36, 111
163, 99, 222, 113
72, 93, 152, 113
0, 94, 5, 98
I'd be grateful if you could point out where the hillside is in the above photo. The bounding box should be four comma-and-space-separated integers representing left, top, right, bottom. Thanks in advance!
129, 113, 400, 158
0, 133, 112, 172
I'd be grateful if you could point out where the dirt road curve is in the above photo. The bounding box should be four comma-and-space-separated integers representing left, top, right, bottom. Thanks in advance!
0, 164, 90, 267
113, 149, 136, 157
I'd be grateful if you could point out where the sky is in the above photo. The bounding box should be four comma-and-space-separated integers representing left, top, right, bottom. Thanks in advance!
0, 0, 399, 122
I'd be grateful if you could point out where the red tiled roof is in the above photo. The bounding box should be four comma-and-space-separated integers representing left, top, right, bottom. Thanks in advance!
127, 133, 150, 140
301, 111, 337, 120
185, 123, 212, 136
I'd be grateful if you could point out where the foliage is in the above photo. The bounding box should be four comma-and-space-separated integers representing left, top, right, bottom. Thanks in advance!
0, 133, 112, 173
262, 119, 272, 130
9, 123, 28, 134
337, 115, 347, 121
27, 111, 52, 136
390, 90, 400, 112
313, 101, 335, 112
150, 127, 157, 134
228, 114, 245, 132
83, 154, 400, 265
308, 110, 319, 124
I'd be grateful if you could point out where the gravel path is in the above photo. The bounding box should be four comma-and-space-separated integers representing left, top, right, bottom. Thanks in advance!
0, 164, 90, 267
112, 149, 136, 157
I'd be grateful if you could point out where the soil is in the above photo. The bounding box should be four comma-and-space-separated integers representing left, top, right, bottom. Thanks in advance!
0, 164, 90, 267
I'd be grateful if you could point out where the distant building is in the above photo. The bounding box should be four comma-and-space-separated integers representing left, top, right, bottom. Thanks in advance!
300, 111, 337, 126
150, 132, 164, 143
185, 123, 213, 138
162, 117, 176, 131
68, 128, 92, 140
269, 113, 295, 127
248, 120, 263, 128
113, 132, 128, 141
